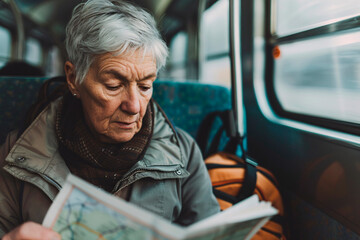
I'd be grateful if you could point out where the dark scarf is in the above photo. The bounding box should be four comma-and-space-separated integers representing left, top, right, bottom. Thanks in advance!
55, 93, 154, 193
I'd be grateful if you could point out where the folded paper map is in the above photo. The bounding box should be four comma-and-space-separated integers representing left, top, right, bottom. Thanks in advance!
43, 174, 277, 240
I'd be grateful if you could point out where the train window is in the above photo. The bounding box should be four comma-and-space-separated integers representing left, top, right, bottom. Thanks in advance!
275, 0, 360, 36
274, 29, 360, 125
269, 0, 360, 133
165, 31, 188, 80
45, 46, 63, 76
0, 26, 11, 67
24, 37, 42, 66
201, 0, 231, 88
170, 32, 187, 65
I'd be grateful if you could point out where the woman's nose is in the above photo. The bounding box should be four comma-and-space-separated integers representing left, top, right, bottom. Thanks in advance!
120, 87, 141, 115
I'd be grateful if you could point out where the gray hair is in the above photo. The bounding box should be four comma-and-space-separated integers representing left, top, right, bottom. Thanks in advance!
65, 0, 168, 84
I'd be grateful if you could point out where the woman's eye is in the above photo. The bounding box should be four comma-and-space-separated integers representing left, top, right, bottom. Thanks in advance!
105, 85, 121, 91
139, 85, 151, 91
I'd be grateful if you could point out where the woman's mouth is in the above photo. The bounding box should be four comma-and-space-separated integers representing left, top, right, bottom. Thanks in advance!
114, 121, 136, 129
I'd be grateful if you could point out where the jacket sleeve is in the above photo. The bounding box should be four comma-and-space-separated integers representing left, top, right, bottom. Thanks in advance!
0, 132, 22, 237
175, 128, 220, 226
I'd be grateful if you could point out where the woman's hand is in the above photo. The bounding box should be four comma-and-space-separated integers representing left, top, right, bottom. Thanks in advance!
2, 222, 61, 240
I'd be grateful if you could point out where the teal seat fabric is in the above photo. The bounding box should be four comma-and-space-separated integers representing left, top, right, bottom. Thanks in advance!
153, 80, 231, 139
0, 77, 48, 144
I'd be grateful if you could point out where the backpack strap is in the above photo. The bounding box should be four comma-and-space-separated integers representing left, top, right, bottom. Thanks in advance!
206, 125, 226, 157
196, 109, 240, 158
235, 158, 257, 201
196, 111, 222, 156
213, 189, 239, 204
199, 109, 256, 201
210, 159, 257, 203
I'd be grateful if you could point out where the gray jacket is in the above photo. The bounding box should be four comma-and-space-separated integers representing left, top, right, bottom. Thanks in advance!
0, 98, 219, 236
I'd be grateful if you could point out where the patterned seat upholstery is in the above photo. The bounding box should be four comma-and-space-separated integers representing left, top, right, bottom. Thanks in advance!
0, 77, 48, 144
153, 80, 231, 139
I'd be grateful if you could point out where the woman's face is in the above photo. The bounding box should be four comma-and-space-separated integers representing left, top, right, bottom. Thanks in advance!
65, 50, 157, 143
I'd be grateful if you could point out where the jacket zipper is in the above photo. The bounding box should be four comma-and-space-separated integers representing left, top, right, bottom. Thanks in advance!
41, 174, 62, 190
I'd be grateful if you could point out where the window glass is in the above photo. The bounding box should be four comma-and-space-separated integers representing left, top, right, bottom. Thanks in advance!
45, 46, 63, 76
203, 0, 229, 56
203, 57, 231, 88
276, 0, 360, 36
25, 37, 42, 66
274, 29, 360, 124
159, 31, 188, 80
169, 32, 187, 65
0, 26, 11, 67
201, 0, 230, 87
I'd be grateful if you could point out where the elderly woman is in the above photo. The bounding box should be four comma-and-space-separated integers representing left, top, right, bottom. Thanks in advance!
0, 0, 219, 239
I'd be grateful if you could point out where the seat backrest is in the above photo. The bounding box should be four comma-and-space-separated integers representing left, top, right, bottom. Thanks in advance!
153, 80, 231, 139
0, 76, 48, 144
0, 78, 232, 145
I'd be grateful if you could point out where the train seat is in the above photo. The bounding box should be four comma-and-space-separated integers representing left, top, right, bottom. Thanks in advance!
0, 76, 48, 144
0, 77, 231, 146
153, 80, 231, 139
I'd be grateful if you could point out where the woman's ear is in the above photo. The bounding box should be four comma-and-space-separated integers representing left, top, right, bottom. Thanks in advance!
64, 61, 80, 97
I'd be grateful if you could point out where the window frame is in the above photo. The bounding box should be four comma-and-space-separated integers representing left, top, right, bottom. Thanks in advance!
265, 0, 360, 136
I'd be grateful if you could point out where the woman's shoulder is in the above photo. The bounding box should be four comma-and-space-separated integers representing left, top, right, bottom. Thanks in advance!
174, 127, 206, 175
175, 127, 197, 147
